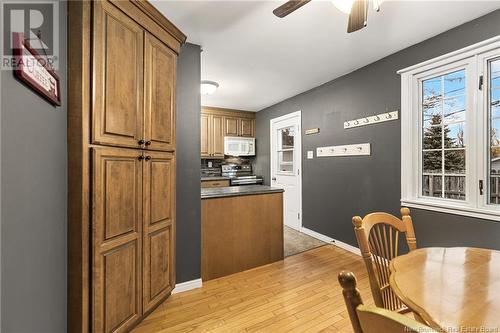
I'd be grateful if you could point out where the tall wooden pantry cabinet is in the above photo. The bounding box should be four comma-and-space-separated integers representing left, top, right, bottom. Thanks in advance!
68, 1, 185, 332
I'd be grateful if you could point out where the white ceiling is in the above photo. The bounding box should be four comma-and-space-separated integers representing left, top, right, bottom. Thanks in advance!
152, 0, 500, 111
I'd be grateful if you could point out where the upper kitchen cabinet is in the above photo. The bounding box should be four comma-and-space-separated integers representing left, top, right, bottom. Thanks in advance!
201, 107, 256, 159
224, 116, 239, 137
223, 114, 255, 137
92, 1, 177, 151
239, 118, 255, 137
201, 113, 224, 159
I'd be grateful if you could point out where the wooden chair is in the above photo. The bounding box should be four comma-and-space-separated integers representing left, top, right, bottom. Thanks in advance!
352, 207, 416, 313
338, 271, 436, 333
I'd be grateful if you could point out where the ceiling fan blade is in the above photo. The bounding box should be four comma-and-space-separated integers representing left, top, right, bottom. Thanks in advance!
273, 0, 312, 18
347, 0, 368, 33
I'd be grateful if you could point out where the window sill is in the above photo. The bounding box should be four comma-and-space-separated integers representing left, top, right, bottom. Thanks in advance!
401, 198, 500, 222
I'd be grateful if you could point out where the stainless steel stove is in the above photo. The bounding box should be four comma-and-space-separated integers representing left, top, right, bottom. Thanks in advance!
221, 164, 263, 186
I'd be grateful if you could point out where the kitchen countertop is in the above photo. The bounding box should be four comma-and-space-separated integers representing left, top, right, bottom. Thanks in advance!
201, 176, 231, 181
201, 185, 284, 199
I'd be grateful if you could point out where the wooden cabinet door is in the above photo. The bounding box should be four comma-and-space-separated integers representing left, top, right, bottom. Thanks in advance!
92, 1, 144, 149
142, 152, 175, 313
211, 115, 225, 158
240, 118, 255, 137
144, 33, 176, 152
201, 114, 211, 158
92, 147, 143, 333
224, 117, 239, 137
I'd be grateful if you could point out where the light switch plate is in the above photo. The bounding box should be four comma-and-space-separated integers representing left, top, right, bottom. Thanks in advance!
307, 151, 314, 159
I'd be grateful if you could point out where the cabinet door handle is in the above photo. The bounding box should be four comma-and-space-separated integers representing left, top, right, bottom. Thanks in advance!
138, 155, 145, 161
145, 156, 152, 161
145, 141, 152, 146
138, 139, 145, 145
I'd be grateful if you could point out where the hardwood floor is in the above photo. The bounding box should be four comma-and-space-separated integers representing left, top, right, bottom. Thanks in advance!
132, 245, 373, 333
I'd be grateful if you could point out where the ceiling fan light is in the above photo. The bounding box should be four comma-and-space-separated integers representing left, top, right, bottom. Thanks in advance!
200, 80, 219, 95
373, 0, 384, 11
331, 0, 354, 14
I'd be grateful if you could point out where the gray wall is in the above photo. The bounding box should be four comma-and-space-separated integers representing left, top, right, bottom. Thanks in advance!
0, 1, 67, 332
255, 10, 500, 249
176, 43, 202, 283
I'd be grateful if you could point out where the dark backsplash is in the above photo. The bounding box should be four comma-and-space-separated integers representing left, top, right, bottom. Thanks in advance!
201, 157, 254, 177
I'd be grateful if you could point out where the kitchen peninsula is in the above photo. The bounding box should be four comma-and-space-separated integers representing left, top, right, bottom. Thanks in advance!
201, 186, 284, 281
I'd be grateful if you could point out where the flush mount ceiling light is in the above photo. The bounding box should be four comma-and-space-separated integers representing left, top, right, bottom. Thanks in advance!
201, 80, 219, 95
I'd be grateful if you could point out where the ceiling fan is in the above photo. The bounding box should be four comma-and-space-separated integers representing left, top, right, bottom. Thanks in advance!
273, 0, 383, 33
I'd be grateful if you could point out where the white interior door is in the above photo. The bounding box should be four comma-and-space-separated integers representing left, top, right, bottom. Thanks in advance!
270, 111, 302, 231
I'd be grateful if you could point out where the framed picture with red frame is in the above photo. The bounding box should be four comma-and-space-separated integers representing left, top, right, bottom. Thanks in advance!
12, 32, 61, 106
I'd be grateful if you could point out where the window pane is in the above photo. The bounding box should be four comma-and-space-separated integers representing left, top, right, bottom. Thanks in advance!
422, 174, 442, 198
423, 77, 441, 100
280, 127, 294, 149
421, 69, 466, 201
445, 150, 465, 174
491, 60, 500, 87
444, 176, 466, 200
491, 118, 500, 147
445, 122, 466, 148
423, 125, 442, 149
423, 151, 442, 173
444, 70, 466, 98
489, 58, 500, 205
423, 106, 442, 127
492, 90, 500, 118
444, 95, 466, 124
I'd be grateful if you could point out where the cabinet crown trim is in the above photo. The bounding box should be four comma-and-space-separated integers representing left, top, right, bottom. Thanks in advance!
202, 106, 256, 119
130, 0, 186, 44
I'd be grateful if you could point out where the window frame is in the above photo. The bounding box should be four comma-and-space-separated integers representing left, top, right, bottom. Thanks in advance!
400, 36, 500, 221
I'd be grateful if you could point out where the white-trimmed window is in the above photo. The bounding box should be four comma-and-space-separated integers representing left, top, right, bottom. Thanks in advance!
400, 37, 500, 221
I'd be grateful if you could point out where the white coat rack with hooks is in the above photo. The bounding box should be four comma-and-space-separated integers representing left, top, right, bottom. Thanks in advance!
344, 111, 398, 129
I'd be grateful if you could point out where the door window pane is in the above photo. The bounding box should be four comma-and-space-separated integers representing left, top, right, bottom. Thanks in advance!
277, 126, 295, 174
280, 127, 294, 149
421, 69, 466, 200
489, 58, 500, 204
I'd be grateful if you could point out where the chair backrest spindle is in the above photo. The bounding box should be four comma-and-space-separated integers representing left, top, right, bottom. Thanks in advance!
352, 208, 417, 313
338, 271, 437, 333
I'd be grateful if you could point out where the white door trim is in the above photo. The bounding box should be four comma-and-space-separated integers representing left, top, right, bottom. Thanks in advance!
270, 110, 302, 230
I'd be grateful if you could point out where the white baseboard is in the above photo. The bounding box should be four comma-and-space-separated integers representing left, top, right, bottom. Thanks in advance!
332, 239, 361, 256
300, 227, 361, 256
172, 278, 202, 294
300, 227, 334, 243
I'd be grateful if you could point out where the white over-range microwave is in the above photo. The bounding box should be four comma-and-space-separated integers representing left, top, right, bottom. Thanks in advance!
224, 137, 255, 157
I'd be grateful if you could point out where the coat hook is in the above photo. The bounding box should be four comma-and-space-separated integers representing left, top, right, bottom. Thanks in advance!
364, 118, 369, 123
354, 120, 359, 125
375, 115, 380, 121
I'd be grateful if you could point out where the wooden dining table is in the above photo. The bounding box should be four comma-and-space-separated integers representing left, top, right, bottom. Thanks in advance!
389, 247, 500, 332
